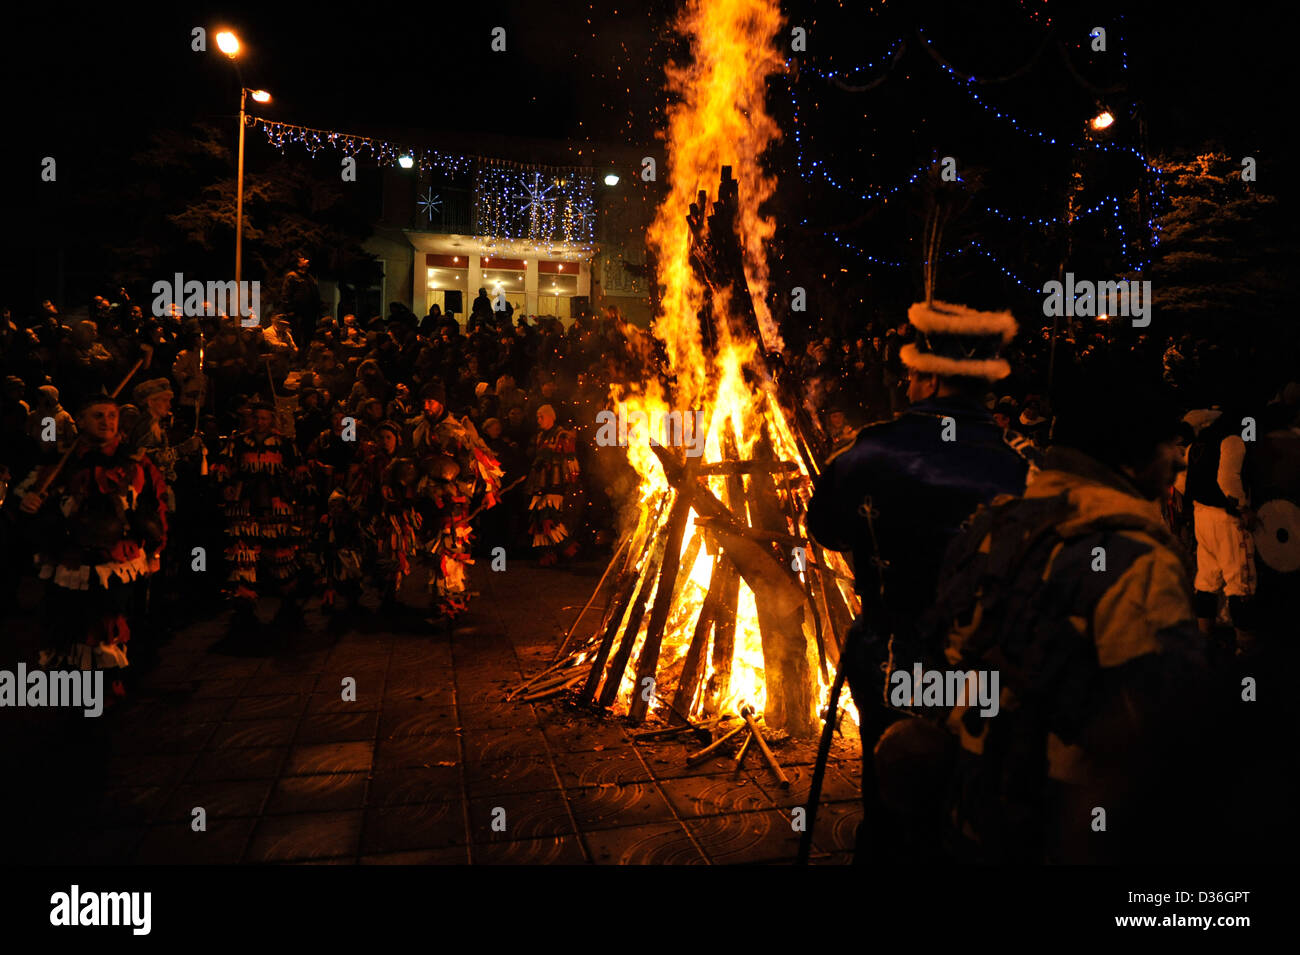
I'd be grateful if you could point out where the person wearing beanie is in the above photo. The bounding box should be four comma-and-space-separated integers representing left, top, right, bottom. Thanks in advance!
808, 299, 1031, 863
26, 383, 78, 456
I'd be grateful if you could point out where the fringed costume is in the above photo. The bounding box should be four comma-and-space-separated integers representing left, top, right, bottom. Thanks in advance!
526, 423, 582, 563
373, 457, 425, 602
16, 432, 169, 693
408, 401, 503, 620
212, 425, 314, 607
317, 489, 367, 612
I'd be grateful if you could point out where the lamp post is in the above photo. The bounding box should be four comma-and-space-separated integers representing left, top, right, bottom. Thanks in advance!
216, 30, 270, 324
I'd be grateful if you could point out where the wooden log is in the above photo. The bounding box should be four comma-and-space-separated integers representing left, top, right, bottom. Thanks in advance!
595, 518, 670, 709
810, 542, 857, 661
779, 471, 829, 685
745, 431, 816, 737
575, 493, 669, 704
705, 427, 746, 715
652, 445, 808, 621
668, 553, 724, 724
685, 722, 747, 766
580, 539, 654, 704
705, 562, 740, 714
694, 460, 800, 476
667, 530, 703, 609
628, 459, 697, 723
741, 704, 791, 788
692, 516, 801, 548
517, 672, 586, 702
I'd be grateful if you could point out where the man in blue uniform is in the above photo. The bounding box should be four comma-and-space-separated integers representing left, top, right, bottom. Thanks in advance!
807, 300, 1030, 862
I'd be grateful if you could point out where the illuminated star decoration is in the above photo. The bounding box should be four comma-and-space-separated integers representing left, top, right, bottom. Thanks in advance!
418, 188, 443, 224
517, 172, 557, 236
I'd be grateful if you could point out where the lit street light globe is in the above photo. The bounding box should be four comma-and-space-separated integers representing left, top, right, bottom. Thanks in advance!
216, 31, 240, 57
1091, 110, 1114, 131
250, 89, 271, 103
604, 172, 620, 186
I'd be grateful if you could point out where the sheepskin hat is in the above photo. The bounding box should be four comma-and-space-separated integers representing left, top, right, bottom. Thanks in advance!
898, 301, 1018, 381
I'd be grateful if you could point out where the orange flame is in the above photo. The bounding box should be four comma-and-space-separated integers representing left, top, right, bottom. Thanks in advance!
602, 0, 858, 735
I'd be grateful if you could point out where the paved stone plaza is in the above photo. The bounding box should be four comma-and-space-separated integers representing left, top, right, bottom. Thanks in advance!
11, 560, 862, 865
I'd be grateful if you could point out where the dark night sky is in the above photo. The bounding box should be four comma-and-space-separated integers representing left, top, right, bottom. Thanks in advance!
4, 1, 1293, 304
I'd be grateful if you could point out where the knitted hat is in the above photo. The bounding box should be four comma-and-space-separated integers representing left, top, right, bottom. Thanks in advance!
898, 301, 1017, 381
76, 392, 120, 414
420, 380, 446, 404
133, 377, 173, 405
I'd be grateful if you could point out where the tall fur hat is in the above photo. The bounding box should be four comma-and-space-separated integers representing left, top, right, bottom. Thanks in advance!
898, 301, 1017, 381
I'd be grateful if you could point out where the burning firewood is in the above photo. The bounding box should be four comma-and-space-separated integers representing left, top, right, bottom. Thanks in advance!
685, 721, 749, 766
512, 166, 862, 741
741, 705, 791, 788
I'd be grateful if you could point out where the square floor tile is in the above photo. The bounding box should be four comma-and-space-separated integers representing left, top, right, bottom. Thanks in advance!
188, 747, 287, 782
361, 802, 466, 854
582, 822, 705, 865
462, 726, 550, 763
206, 718, 299, 750
159, 780, 273, 822
567, 782, 679, 831
552, 748, 652, 789
284, 742, 374, 776
657, 773, 775, 817
372, 734, 460, 770
246, 811, 363, 862
366, 766, 462, 808
293, 711, 380, 745
467, 789, 573, 842
470, 835, 587, 865
133, 818, 256, 865
684, 809, 803, 865
265, 772, 368, 815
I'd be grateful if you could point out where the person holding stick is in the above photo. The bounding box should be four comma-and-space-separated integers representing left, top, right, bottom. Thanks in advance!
13, 393, 169, 701
807, 300, 1029, 864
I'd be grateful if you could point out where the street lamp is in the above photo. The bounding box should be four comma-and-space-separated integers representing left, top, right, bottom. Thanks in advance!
234, 85, 271, 320
215, 28, 271, 325
215, 31, 240, 57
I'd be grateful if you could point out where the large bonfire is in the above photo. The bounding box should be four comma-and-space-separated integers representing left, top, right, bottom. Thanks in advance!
513, 0, 860, 738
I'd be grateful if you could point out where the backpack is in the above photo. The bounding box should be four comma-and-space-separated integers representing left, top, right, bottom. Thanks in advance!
898, 490, 1129, 862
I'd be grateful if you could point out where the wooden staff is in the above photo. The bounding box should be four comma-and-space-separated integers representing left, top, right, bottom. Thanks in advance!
427, 475, 526, 560
740, 704, 790, 788
33, 357, 146, 496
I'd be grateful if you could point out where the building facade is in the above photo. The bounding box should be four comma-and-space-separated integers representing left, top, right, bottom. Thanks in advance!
364, 139, 658, 327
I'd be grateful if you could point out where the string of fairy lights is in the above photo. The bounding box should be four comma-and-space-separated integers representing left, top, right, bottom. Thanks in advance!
253, 117, 597, 245
784, 11, 1165, 285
